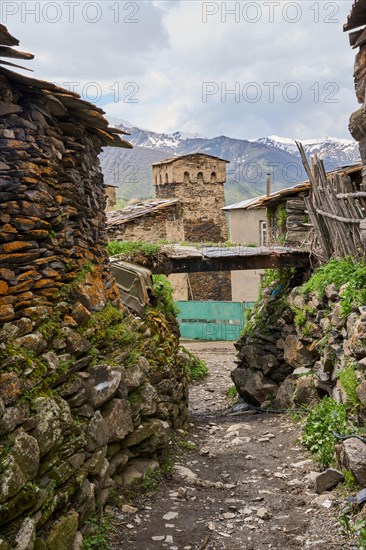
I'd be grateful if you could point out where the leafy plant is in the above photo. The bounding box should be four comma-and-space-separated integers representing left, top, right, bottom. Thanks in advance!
181, 347, 208, 381
227, 385, 237, 398
107, 240, 161, 258
177, 439, 196, 451
82, 514, 113, 550
339, 510, 366, 549
301, 258, 366, 316
338, 363, 360, 411
276, 205, 288, 230
152, 275, 179, 318
302, 397, 354, 467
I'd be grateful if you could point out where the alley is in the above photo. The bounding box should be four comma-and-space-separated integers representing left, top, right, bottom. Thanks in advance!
109, 342, 348, 550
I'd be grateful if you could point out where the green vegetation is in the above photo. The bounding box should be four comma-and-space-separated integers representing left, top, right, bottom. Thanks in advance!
60, 262, 95, 302
302, 397, 355, 467
107, 240, 161, 258
241, 268, 296, 338
82, 514, 113, 550
339, 511, 366, 549
152, 275, 179, 318
276, 205, 288, 230
227, 385, 237, 399
80, 302, 141, 368
181, 347, 209, 381
176, 439, 196, 451
338, 363, 360, 412
301, 257, 366, 316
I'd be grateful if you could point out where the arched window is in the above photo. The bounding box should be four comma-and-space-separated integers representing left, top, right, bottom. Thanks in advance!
197, 171, 203, 183
211, 172, 216, 183
159, 174, 162, 184
165, 173, 169, 183
155, 175, 158, 185
184, 171, 190, 183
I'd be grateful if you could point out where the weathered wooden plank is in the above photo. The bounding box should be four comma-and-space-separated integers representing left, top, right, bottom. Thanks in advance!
149, 252, 310, 275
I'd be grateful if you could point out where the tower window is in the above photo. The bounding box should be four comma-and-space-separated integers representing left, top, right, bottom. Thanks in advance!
211, 172, 216, 183
165, 173, 169, 183
197, 171, 203, 183
159, 174, 162, 184
184, 171, 190, 183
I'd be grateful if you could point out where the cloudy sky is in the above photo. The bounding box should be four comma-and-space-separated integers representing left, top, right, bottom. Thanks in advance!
2, 0, 358, 140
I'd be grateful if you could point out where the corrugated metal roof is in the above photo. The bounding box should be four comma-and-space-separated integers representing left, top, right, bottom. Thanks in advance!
152, 152, 230, 166
107, 199, 180, 227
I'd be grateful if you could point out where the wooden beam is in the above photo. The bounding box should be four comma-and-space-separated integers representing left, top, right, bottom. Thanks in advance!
149, 252, 310, 275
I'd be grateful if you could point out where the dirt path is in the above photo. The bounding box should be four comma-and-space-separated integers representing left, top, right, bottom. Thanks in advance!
109, 342, 349, 550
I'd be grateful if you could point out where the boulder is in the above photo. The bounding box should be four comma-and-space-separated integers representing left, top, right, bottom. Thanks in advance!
313, 468, 344, 494
231, 366, 278, 406
85, 365, 122, 408
0, 402, 29, 436
284, 335, 317, 369
102, 398, 133, 442
119, 357, 148, 390
46, 511, 79, 550
357, 381, 366, 404
14, 517, 36, 550
85, 411, 109, 451
0, 429, 40, 504
336, 438, 366, 486
30, 396, 72, 455
120, 458, 159, 486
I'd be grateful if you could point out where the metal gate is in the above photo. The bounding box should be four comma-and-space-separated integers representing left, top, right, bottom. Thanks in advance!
177, 301, 255, 341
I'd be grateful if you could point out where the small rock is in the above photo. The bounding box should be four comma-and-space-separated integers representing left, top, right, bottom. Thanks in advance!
122, 505, 138, 514
314, 468, 344, 494
208, 522, 216, 530
163, 512, 178, 520
223, 512, 236, 519
257, 507, 271, 520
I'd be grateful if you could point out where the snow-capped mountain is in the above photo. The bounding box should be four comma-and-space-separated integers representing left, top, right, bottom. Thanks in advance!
100, 122, 361, 205
253, 135, 360, 168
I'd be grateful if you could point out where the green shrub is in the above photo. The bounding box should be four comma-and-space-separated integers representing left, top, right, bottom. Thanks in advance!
339, 364, 360, 411
302, 397, 354, 467
227, 385, 237, 398
301, 258, 366, 316
152, 275, 179, 318
107, 240, 161, 258
82, 515, 113, 549
181, 347, 208, 381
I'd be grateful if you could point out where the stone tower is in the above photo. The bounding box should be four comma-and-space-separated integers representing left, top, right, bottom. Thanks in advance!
153, 153, 228, 242
153, 153, 231, 301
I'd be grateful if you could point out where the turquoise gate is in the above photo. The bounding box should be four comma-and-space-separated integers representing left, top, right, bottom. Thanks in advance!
176, 301, 255, 341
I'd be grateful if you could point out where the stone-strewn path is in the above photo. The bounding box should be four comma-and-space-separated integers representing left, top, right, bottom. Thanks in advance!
109, 342, 348, 549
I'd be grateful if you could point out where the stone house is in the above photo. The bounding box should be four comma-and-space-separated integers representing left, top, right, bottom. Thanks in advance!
107, 198, 184, 243
153, 153, 232, 301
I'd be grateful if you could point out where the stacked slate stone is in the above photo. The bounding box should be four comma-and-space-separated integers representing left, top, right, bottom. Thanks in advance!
285, 197, 309, 245
0, 25, 189, 548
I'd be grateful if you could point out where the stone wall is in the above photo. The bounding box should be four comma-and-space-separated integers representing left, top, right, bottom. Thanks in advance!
232, 275, 366, 415
189, 272, 232, 302
107, 202, 185, 243
0, 27, 188, 549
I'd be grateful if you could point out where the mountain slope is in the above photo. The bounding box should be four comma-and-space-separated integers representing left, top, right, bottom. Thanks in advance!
100, 124, 360, 205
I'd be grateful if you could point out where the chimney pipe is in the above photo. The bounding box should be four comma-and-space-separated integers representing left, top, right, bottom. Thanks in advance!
266, 172, 271, 197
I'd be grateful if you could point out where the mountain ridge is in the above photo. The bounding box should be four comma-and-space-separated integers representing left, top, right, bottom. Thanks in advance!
100, 122, 360, 205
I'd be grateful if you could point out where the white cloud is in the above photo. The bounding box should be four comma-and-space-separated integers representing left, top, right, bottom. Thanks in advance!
2, 0, 357, 139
